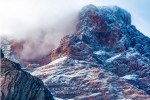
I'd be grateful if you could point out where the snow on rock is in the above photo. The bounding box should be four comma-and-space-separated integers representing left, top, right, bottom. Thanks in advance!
74, 4, 150, 96
94, 50, 107, 55
23, 4, 150, 99
106, 53, 121, 63
48, 56, 68, 65
121, 75, 137, 80
26, 57, 150, 99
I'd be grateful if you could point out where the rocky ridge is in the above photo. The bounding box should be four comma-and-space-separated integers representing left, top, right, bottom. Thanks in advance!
1, 57, 54, 100
30, 56, 150, 99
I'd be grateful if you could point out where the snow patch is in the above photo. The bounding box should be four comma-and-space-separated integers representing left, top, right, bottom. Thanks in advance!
106, 54, 121, 62
94, 50, 106, 55
77, 92, 102, 99
48, 56, 68, 65
54, 97, 64, 100
30, 70, 42, 76
126, 52, 140, 58
121, 75, 137, 80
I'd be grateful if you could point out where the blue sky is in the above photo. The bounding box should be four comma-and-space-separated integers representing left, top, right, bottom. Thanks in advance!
0, 0, 150, 38
116, 0, 150, 37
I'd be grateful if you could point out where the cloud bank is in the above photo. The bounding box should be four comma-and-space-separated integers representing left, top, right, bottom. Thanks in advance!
0, 0, 149, 60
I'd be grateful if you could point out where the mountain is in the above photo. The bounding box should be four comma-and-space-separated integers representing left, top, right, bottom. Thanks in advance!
24, 5, 150, 99
1, 52, 54, 100
1, 4, 150, 99
74, 4, 150, 95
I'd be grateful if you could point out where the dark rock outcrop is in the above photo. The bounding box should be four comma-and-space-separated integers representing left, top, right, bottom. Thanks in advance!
0, 58, 54, 100
1, 49, 4, 58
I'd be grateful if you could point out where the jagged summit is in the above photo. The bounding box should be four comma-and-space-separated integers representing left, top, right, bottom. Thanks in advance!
75, 4, 150, 54
50, 5, 133, 60
80, 4, 131, 25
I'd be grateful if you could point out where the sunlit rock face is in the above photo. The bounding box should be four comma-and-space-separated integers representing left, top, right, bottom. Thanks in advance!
1, 58, 54, 100
51, 34, 93, 61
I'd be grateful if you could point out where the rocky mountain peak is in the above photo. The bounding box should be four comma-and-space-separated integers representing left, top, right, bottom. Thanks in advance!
1, 4, 150, 99
79, 4, 131, 25
30, 5, 150, 99
75, 5, 149, 53
75, 5, 131, 48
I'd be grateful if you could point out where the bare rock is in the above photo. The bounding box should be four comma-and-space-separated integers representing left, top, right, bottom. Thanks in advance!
1, 58, 54, 100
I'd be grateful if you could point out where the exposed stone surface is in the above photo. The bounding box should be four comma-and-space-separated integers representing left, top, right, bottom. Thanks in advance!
1, 58, 54, 100
51, 34, 93, 61
1, 48, 4, 58
76, 5, 131, 48
29, 57, 150, 100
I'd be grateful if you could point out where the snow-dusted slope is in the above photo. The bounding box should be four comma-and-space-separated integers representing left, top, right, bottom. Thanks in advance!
1, 38, 20, 63
28, 57, 150, 99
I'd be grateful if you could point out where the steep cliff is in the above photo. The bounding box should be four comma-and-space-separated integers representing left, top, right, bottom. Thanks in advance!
1, 58, 54, 100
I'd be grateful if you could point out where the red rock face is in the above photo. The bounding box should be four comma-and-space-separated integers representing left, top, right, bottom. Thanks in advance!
10, 40, 24, 57
51, 34, 92, 61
